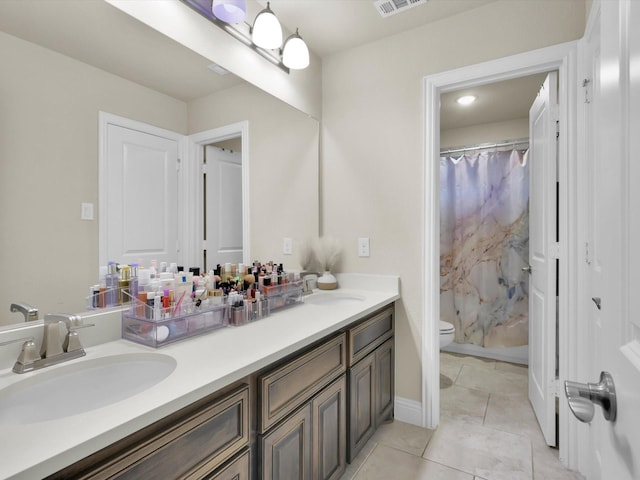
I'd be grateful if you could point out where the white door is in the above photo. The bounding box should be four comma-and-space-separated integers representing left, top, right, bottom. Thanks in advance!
528, 71, 558, 447
574, 1, 640, 478
103, 122, 180, 268
204, 145, 243, 269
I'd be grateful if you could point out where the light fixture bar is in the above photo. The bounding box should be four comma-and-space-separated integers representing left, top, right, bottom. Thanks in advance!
181, 0, 290, 74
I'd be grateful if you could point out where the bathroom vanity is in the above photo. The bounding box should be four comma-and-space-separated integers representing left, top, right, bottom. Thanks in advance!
0, 274, 399, 480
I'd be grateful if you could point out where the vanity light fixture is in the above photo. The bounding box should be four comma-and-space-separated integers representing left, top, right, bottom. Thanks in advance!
251, 2, 282, 49
211, 0, 247, 23
282, 29, 310, 70
181, 0, 310, 73
456, 95, 477, 106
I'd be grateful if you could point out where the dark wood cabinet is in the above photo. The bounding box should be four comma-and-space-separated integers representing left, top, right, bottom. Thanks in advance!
348, 352, 376, 461
346, 307, 394, 462
258, 335, 347, 480
261, 404, 312, 480
375, 338, 394, 426
47, 384, 251, 480
312, 377, 347, 480
48, 303, 394, 480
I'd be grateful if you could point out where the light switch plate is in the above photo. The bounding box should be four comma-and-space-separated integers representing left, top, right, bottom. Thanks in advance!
358, 237, 370, 257
283, 237, 293, 255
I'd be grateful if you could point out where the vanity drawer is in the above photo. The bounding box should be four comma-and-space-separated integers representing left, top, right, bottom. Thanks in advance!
49, 384, 250, 480
259, 333, 347, 432
348, 306, 394, 366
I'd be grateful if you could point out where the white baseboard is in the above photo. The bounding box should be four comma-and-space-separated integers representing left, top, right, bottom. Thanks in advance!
394, 396, 423, 427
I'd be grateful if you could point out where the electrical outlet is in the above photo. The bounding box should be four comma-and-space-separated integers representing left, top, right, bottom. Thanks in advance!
283, 237, 293, 255
81, 202, 94, 221
358, 237, 370, 257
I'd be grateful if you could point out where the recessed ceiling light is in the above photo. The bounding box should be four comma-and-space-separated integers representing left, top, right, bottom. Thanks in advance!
456, 95, 477, 106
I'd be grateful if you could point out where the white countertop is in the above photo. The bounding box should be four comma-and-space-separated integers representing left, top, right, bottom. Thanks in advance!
0, 274, 399, 480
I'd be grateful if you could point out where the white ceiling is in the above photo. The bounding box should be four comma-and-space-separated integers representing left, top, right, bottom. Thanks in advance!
0, 0, 539, 128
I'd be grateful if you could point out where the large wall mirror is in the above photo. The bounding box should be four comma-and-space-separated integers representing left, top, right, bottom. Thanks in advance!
0, 1, 319, 327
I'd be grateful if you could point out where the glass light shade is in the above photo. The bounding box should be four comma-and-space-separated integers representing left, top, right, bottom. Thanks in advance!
252, 3, 282, 49
212, 0, 247, 24
282, 30, 309, 70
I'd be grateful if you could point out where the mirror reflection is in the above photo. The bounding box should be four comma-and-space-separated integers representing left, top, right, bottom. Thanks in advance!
0, 1, 319, 326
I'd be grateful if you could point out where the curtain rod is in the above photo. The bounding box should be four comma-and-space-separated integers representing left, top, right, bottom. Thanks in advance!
440, 138, 529, 156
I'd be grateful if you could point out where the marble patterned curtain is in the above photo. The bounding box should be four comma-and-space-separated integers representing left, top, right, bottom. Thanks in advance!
440, 149, 529, 348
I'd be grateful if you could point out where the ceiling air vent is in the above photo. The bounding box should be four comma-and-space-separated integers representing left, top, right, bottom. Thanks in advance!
374, 0, 428, 18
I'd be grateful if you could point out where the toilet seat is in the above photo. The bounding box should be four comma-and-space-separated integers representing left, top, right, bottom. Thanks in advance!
440, 321, 455, 334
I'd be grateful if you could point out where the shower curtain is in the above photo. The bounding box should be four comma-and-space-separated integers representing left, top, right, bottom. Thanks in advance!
440, 149, 529, 349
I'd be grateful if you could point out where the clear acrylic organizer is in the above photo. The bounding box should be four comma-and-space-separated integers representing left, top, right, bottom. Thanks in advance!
262, 280, 304, 312
121, 292, 229, 348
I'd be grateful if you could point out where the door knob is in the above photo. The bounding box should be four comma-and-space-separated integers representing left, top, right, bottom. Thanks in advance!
564, 371, 616, 423
522, 265, 532, 274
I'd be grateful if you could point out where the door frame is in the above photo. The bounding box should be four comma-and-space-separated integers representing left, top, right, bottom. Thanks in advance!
185, 121, 250, 268
421, 41, 580, 467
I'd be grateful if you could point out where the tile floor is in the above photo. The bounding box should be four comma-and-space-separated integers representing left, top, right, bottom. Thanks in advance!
340, 352, 584, 480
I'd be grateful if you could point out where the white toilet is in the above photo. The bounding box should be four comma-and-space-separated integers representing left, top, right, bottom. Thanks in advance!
440, 321, 455, 348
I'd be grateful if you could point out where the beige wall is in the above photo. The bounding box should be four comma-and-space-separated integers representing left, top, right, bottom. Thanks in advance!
188, 84, 320, 268
0, 31, 187, 322
441, 118, 529, 150
0, 31, 319, 325
321, 0, 586, 403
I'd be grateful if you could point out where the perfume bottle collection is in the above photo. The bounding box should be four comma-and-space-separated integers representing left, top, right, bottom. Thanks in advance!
91, 260, 304, 347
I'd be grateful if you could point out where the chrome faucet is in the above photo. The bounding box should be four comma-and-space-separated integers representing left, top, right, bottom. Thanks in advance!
1, 313, 94, 374
10, 302, 39, 322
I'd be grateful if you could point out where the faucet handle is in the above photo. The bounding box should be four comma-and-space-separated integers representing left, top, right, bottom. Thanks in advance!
0, 336, 40, 366
63, 323, 94, 353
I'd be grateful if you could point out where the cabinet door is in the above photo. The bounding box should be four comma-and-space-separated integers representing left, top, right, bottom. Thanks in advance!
375, 338, 394, 425
203, 450, 250, 480
348, 353, 375, 462
312, 377, 346, 480
261, 404, 312, 480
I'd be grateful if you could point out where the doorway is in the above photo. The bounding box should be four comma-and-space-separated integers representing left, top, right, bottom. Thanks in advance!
186, 121, 250, 269
438, 73, 547, 366
421, 42, 579, 466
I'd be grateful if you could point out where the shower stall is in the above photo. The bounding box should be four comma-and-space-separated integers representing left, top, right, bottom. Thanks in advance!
439, 141, 529, 364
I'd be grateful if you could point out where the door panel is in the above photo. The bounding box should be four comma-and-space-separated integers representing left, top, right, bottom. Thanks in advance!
261, 405, 311, 480
205, 145, 243, 268
528, 71, 558, 447
348, 353, 375, 462
312, 377, 346, 480
105, 124, 179, 266
587, 1, 640, 478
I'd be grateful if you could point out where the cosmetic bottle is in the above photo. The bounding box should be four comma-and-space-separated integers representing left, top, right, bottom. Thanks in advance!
138, 268, 151, 293
97, 265, 108, 308
149, 260, 157, 279
137, 291, 147, 318
146, 292, 155, 319
130, 263, 139, 299
119, 264, 131, 304
174, 273, 193, 315
105, 261, 119, 307
153, 294, 162, 321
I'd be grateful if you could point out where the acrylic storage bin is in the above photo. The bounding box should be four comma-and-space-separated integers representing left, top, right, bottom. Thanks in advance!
227, 297, 270, 327
121, 293, 228, 348
262, 280, 304, 312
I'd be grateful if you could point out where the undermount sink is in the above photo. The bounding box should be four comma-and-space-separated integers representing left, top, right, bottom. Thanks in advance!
0, 353, 176, 426
304, 292, 366, 306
